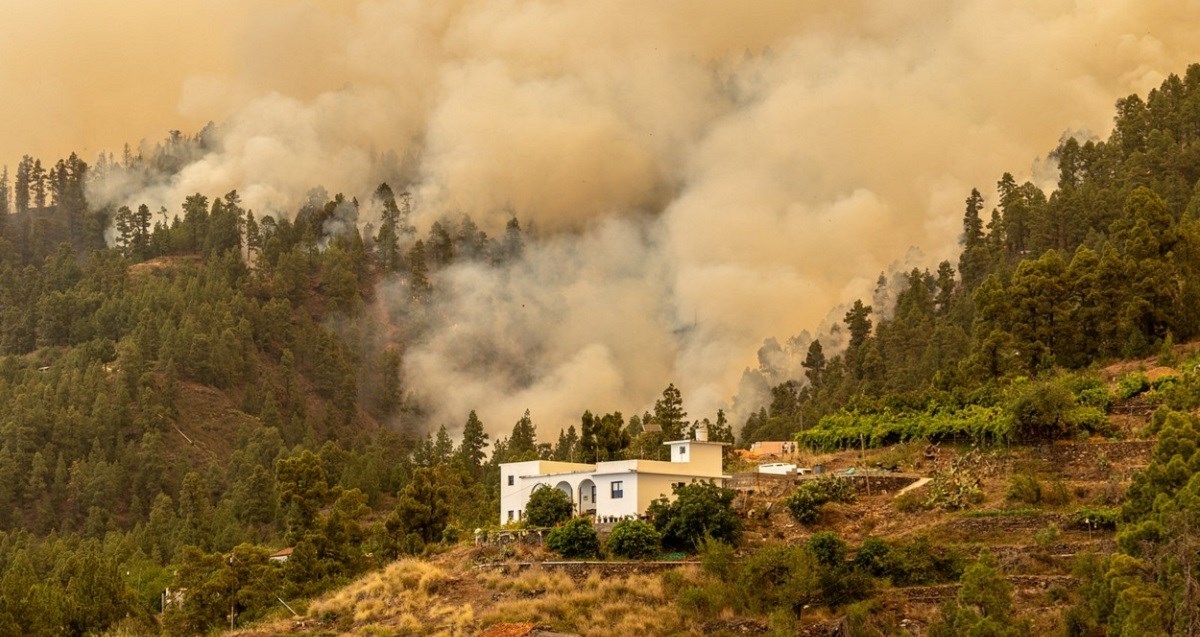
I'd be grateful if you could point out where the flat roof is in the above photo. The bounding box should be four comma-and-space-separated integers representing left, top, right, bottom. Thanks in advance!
663, 439, 731, 446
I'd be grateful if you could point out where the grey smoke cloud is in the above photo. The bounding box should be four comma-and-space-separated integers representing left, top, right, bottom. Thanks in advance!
9, 1, 1200, 436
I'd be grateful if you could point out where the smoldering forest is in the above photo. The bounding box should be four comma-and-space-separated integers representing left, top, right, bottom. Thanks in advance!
8, 0, 1200, 438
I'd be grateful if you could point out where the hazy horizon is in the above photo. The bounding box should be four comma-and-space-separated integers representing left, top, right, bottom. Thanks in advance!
7, 0, 1200, 435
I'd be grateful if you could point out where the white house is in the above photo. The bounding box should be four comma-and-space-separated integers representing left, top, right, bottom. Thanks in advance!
499, 430, 730, 525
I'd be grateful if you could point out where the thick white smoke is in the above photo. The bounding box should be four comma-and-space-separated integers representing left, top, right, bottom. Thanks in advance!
15, 0, 1200, 436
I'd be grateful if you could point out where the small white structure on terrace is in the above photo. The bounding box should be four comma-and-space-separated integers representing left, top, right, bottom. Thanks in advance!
757, 462, 801, 476
499, 428, 730, 525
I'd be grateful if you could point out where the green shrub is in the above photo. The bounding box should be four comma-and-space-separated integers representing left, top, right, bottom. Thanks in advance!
928, 551, 1028, 637
1071, 506, 1119, 530
854, 538, 891, 576
606, 520, 661, 559
805, 533, 874, 608
677, 582, 729, 618
1065, 406, 1108, 434
787, 477, 857, 524
1006, 474, 1042, 504
894, 490, 924, 513
1033, 523, 1062, 548
1007, 380, 1077, 439
1005, 472, 1068, 507
698, 537, 737, 580
1115, 372, 1150, 400
1151, 374, 1179, 390
736, 545, 819, 614
816, 564, 875, 608
924, 473, 983, 511
1042, 479, 1071, 506
525, 486, 573, 527
545, 518, 599, 558
806, 531, 848, 568
885, 536, 963, 586
843, 599, 900, 637
766, 609, 797, 637
1075, 385, 1113, 412
786, 487, 824, 524
647, 482, 741, 550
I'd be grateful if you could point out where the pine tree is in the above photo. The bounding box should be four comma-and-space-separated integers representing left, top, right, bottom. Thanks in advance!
30, 159, 46, 209
507, 410, 538, 461
843, 300, 873, 350
14, 156, 31, 214
653, 384, 688, 440
427, 220, 454, 266
553, 425, 579, 461
0, 165, 9, 218
408, 239, 431, 299
935, 261, 956, 313
114, 206, 134, 254
387, 466, 451, 546
580, 411, 598, 463
455, 410, 488, 477
132, 204, 153, 258
802, 340, 826, 387
503, 217, 524, 261
244, 211, 262, 258
433, 424, 454, 465
276, 450, 329, 541
959, 188, 990, 288
373, 183, 402, 272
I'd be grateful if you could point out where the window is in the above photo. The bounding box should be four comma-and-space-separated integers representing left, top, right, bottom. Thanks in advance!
507, 475, 514, 486
507, 510, 514, 521
611, 481, 624, 499
678, 446, 686, 457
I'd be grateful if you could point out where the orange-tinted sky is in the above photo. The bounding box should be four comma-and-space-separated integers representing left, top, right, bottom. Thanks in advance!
7, 1, 1200, 432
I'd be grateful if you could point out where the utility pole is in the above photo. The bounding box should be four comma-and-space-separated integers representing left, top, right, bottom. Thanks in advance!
860, 433, 870, 496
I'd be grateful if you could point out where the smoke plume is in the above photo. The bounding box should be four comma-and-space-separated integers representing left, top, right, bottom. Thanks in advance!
10, 1, 1200, 436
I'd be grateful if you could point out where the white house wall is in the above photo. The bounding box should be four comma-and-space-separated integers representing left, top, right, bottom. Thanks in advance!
593, 473, 638, 518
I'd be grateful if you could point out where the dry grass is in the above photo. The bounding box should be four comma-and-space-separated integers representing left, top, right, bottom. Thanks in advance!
477, 568, 689, 637
305, 559, 474, 636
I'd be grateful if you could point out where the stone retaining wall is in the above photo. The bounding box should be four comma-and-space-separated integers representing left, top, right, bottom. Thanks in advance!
731, 472, 921, 496
479, 560, 698, 580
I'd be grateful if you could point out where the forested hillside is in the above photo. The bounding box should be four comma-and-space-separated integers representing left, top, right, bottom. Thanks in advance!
742, 64, 1200, 445
2, 62, 1200, 636
0, 118, 735, 635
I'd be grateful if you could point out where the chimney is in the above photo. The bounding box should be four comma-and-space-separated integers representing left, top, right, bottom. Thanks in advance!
695, 423, 708, 442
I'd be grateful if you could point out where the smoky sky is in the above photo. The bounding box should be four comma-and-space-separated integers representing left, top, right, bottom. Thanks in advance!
7, 1, 1200, 436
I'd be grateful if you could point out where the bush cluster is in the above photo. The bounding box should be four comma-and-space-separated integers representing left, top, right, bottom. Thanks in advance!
1071, 505, 1119, 530
926, 473, 984, 511
605, 520, 662, 559
1115, 372, 1151, 400
525, 486, 573, 527
646, 482, 741, 550
854, 535, 964, 586
545, 518, 599, 558
1006, 474, 1070, 506
787, 477, 857, 524
678, 533, 957, 626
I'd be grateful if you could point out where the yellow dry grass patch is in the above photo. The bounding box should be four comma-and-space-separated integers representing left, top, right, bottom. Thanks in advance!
478, 568, 686, 637
307, 559, 473, 636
